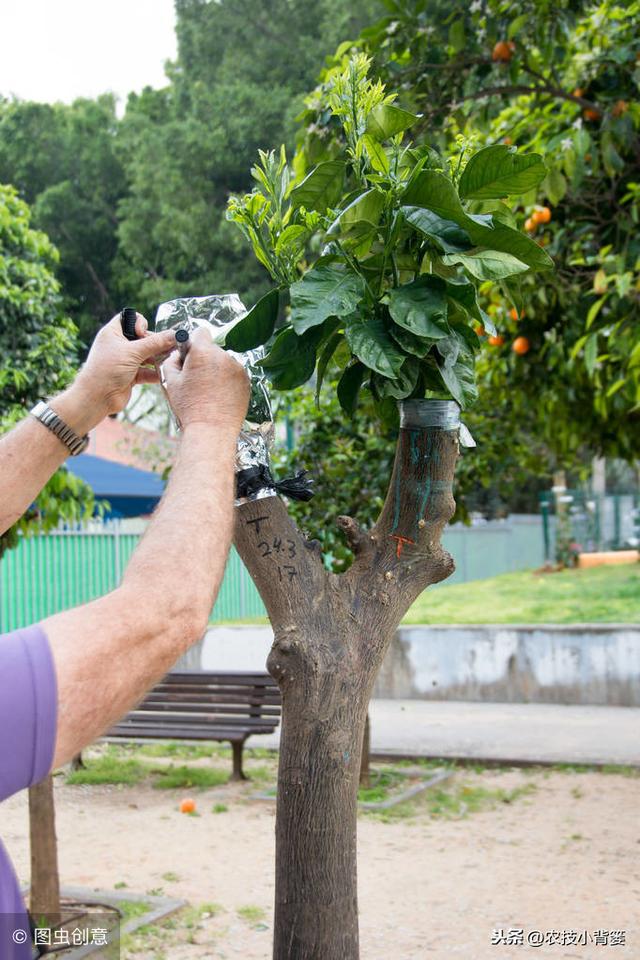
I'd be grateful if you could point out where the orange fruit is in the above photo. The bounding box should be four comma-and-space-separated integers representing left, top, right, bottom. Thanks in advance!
512, 336, 530, 355
573, 88, 585, 98
475, 324, 485, 337
524, 216, 536, 232
612, 100, 629, 117
583, 107, 601, 122
509, 307, 524, 321
492, 41, 513, 63
503, 136, 513, 145
488, 335, 505, 346
533, 207, 552, 224
180, 798, 196, 814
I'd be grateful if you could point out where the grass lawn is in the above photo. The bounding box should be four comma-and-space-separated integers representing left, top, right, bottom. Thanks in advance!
403, 563, 639, 625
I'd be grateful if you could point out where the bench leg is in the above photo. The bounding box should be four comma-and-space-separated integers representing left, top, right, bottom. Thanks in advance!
230, 740, 248, 781
70, 752, 85, 771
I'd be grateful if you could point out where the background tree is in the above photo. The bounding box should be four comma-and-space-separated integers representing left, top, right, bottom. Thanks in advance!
296, 0, 640, 495
0, 97, 126, 344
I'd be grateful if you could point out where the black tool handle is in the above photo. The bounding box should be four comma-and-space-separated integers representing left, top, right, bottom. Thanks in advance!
121, 307, 138, 341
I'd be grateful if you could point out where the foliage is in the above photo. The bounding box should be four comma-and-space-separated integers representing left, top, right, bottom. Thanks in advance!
227, 55, 551, 419
331, 0, 640, 464
0, 185, 94, 554
0, 96, 127, 346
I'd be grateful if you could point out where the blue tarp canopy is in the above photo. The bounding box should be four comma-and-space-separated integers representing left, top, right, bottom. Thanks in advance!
66, 454, 165, 518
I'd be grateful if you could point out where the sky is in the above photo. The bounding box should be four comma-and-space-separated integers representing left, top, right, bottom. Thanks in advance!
0, 0, 177, 107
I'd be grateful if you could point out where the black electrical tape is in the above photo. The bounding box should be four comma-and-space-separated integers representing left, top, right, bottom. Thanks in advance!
121, 307, 138, 341
275, 469, 314, 502
236, 465, 314, 502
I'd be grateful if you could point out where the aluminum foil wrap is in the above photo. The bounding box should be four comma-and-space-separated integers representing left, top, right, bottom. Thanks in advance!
154, 294, 276, 504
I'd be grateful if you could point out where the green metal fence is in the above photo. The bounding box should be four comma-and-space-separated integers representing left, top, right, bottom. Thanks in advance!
0, 527, 265, 633
0, 514, 550, 633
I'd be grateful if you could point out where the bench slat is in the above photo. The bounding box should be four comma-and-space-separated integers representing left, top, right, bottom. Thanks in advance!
136, 701, 280, 717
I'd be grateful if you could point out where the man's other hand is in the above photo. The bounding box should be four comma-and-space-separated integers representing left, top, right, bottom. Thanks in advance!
76, 312, 177, 419
162, 328, 250, 434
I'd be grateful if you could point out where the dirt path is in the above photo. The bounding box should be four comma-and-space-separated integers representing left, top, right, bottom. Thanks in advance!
2, 762, 638, 959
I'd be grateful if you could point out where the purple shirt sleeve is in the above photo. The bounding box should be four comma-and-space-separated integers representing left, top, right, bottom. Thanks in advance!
0, 625, 58, 802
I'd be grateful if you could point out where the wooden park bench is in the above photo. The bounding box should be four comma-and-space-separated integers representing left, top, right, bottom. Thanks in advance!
75, 671, 282, 781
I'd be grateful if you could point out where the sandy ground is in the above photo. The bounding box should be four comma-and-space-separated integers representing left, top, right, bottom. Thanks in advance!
1, 755, 638, 960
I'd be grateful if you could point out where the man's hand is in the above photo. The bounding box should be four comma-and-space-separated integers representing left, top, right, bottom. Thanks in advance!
73, 312, 177, 421
162, 328, 250, 434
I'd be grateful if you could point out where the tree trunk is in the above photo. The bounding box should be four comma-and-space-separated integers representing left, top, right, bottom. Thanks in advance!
29, 775, 60, 918
234, 399, 459, 960
359, 713, 371, 789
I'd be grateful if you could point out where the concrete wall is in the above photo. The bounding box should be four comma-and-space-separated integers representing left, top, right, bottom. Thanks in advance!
374, 625, 640, 706
180, 624, 640, 707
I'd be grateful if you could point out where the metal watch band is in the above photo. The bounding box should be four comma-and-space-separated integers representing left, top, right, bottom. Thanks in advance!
30, 401, 89, 457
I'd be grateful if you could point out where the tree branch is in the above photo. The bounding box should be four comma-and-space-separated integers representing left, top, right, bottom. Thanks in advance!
234, 494, 325, 629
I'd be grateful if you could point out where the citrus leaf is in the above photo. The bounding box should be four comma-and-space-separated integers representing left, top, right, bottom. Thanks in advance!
260, 326, 320, 389
434, 352, 478, 408
290, 264, 366, 334
345, 312, 405, 377
442, 249, 530, 280
386, 275, 449, 338
337, 361, 366, 416
458, 145, 547, 200
225, 288, 279, 352
401, 205, 473, 253
372, 357, 420, 399
365, 103, 418, 141
315, 330, 343, 402
362, 134, 390, 174
289, 160, 346, 212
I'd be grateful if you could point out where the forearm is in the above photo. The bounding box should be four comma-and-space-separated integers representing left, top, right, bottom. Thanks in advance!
45, 422, 238, 767
0, 382, 105, 535
121, 421, 237, 621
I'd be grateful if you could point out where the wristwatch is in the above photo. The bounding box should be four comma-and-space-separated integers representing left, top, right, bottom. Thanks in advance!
30, 401, 89, 457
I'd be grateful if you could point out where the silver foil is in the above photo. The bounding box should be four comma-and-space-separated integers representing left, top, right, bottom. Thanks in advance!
154, 294, 276, 503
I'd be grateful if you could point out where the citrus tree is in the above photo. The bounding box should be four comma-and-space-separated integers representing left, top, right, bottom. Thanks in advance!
225, 56, 551, 959
327, 0, 640, 474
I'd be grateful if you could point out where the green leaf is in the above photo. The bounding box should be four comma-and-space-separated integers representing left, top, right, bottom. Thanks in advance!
442, 249, 530, 280
458, 146, 547, 200
315, 330, 343, 402
365, 103, 418, 141
584, 333, 598, 374
337, 361, 366, 416
372, 357, 420, 399
289, 160, 346, 212
401, 206, 473, 253
542, 167, 567, 205
403, 170, 471, 225
274, 224, 307, 257
225, 288, 279, 352
586, 296, 606, 330
386, 275, 449, 338
345, 312, 405, 377
445, 278, 494, 331
389, 322, 433, 358
362, 134, 390, 174
330, 189, 385, 234
469, 222, 554, 272
260, 326, 320, 389
449, 18, 465, 53
508, 13, 529, 37
434, 352, 478, 408
404, 171, 550, 270
290, 263, 366, 334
